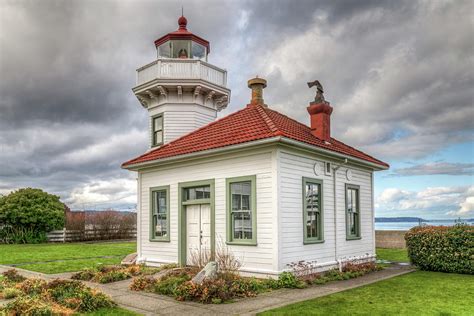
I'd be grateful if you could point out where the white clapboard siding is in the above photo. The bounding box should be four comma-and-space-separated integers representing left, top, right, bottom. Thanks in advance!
277, 148, 374, 270
138, 148, 276, 274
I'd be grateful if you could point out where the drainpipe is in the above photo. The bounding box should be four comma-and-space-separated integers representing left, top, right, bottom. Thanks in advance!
332, 159, 348, 262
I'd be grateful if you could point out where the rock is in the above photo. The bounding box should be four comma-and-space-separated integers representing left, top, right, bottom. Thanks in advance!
191, 262, 218, 285
121, 253, 138, 265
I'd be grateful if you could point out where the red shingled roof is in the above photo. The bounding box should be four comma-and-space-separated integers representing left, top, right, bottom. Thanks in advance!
122, 104, 389, 168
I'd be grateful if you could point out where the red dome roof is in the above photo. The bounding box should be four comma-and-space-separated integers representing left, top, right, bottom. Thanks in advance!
154, 15, 210, 53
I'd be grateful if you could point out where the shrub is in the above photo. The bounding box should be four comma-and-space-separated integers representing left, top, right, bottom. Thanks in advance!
16, 278, 47, 296
130, 276, 157, 291
2, 287, 22, 299
2, 269, 26, 283
0, 188, 65, 243
71, 268, 96, 281
2, 296, 55, 315
277, 271, 306, 289
153, 274, 190, 296
94, 270, 131, 284
405, 224, 474, 274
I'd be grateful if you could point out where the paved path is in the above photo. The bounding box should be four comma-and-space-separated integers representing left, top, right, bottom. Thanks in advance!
0, 264, 415, 315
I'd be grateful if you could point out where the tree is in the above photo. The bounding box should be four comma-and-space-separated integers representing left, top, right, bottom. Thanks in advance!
0, 188, 65, 242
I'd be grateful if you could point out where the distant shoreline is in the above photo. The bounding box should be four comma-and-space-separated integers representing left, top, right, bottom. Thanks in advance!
375, 217, 474, 223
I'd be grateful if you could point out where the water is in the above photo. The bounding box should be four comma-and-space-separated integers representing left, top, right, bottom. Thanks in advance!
375, 220, 470, 231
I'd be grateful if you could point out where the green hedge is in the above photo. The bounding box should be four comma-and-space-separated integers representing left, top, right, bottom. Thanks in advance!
405, 224, 474, 274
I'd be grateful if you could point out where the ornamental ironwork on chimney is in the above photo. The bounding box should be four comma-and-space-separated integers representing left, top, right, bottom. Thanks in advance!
307, 80, 333, 141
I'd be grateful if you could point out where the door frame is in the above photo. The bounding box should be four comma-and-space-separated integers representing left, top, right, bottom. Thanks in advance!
178, 179, 215, 266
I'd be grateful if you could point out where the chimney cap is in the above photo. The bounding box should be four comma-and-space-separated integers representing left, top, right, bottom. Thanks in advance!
248, 77, 267, 88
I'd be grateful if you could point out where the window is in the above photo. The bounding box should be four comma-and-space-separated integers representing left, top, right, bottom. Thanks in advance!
171, 40, 191, 58
346, 184, 361, 239
157, 42, 171, 58
226, 175, 256, 245
152, 115, 163, 146
184, 186, 210, 201
191, 42, 207, 60
303, 178, 324, 243
325, 162, 332, 176
150, 186, 170, 241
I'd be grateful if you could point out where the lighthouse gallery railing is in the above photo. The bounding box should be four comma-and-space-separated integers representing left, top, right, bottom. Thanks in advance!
136, 59, 227, 87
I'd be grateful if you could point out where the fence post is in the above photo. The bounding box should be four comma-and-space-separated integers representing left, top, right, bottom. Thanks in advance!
63, 227, 66, 243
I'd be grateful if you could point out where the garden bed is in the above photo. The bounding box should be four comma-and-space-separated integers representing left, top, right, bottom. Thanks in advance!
129, 261, 382, 304
0, 269, 116, 315
71, 264, 175, 284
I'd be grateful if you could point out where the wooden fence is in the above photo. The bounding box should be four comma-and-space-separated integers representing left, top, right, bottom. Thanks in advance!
47, 228, 136, 242
375, 230, 407, 249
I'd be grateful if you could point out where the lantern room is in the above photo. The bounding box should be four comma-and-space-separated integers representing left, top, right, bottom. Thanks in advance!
154, 15, 210, 61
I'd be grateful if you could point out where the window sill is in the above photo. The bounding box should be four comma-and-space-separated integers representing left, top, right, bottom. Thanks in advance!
303, 239, 325, 245
149, 238, 170, 242
226, 241, 257, 246
346, 236, 362, 241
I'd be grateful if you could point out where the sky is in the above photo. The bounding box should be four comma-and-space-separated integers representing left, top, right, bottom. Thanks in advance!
0, 0, 473, 219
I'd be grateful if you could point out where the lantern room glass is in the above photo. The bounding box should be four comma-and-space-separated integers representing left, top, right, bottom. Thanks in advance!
157, 40, 207, 61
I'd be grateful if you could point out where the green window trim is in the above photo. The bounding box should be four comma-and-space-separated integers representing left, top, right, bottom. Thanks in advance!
178, 179, 216, 266
149, 185, 170, 242
302, 177, 324, 244
151, 114, 164, 147
345, 183, 361, 240
226, 175, 257, 246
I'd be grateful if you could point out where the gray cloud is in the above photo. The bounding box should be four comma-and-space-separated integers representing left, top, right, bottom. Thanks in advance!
0, 0, 472, 210
390, 162, 474, 177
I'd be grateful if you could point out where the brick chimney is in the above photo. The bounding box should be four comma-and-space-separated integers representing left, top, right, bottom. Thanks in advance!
306, 80, 333, 141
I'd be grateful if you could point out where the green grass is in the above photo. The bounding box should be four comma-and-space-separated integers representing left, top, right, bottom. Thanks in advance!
0, 242, 136, 274
259, 271, 474, 316
376, 248, 409, 262
83, 307, 141, 315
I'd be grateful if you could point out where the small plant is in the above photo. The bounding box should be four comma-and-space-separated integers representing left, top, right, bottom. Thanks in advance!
1, 287, 22, 299
287, 260, 318, 283
130, 276, 157, 291
71, 268, 96, 281
2, 269, 26, 283
215, 239, 243, 277
277, 271, 307, 289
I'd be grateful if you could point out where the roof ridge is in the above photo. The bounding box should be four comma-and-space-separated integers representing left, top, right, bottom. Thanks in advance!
254, 104, 280, 135
121, 106, 251, 167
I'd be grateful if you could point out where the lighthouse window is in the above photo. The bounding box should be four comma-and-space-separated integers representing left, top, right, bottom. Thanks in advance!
192, 42, 206, 60
152, 115, 163, 147
171, 40, 190, 58
158, 42, 171, 58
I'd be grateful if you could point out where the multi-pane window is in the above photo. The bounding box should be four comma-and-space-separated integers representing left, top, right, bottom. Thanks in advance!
151, 188, 169, 241
227, 176, 256, 244
184, 186, 210, 201
152, 115, 163, 146
303, 178, 323, 243
346, 185, 361, 239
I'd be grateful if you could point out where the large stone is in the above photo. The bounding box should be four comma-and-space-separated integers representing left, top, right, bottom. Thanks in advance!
121, 253, 138, 265
191, 261, 218, 285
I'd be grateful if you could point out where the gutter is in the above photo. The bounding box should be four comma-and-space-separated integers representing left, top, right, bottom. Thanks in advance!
123, 136, 389, 171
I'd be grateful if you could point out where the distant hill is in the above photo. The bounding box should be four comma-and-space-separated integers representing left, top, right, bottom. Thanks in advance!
376, 217, 474, 223
375, 217, 426, 223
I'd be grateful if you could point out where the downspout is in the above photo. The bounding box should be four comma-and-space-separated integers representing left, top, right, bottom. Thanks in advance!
332, 159, 348, 264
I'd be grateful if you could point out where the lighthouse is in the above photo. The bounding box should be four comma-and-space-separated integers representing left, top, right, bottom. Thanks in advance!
133, 15, 231, 148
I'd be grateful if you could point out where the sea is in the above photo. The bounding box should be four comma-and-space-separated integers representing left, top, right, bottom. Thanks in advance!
375, 220, 471, 231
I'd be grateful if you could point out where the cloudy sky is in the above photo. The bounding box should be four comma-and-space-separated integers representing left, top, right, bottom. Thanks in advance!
0, 0, 473, 218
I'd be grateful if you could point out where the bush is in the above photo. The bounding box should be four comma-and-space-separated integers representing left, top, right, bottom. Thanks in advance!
2, 287, 22, 299
405, 224, 474, 274
0, 188, 65, 243
2, 269, 26, 283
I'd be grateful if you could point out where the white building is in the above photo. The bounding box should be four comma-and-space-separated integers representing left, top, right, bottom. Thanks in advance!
122, 16, 389, 277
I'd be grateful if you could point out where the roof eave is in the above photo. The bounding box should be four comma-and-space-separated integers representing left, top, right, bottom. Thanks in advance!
279, 137, 389, 171
122, 136, 389, 171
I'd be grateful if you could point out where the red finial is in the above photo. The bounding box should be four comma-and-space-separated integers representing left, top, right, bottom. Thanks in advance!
178, 15, 187, 30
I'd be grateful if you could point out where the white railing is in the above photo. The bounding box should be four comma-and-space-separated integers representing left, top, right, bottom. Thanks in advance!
136, 59, 227, 87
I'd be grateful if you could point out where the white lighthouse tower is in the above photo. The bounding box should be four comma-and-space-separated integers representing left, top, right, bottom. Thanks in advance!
132, 15, 231, 148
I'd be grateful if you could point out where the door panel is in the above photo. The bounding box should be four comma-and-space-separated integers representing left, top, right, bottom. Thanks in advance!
186, 204, 211, 266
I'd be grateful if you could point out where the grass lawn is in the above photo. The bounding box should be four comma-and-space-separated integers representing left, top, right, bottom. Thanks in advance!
259, 271, 474, 316
376, 247, 409, 262
0, 241, 136, 274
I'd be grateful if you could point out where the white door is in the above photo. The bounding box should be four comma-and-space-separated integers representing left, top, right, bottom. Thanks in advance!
186, 204, 211, 266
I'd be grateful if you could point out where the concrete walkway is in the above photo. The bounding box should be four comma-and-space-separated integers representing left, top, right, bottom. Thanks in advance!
0, 264, 415, 315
